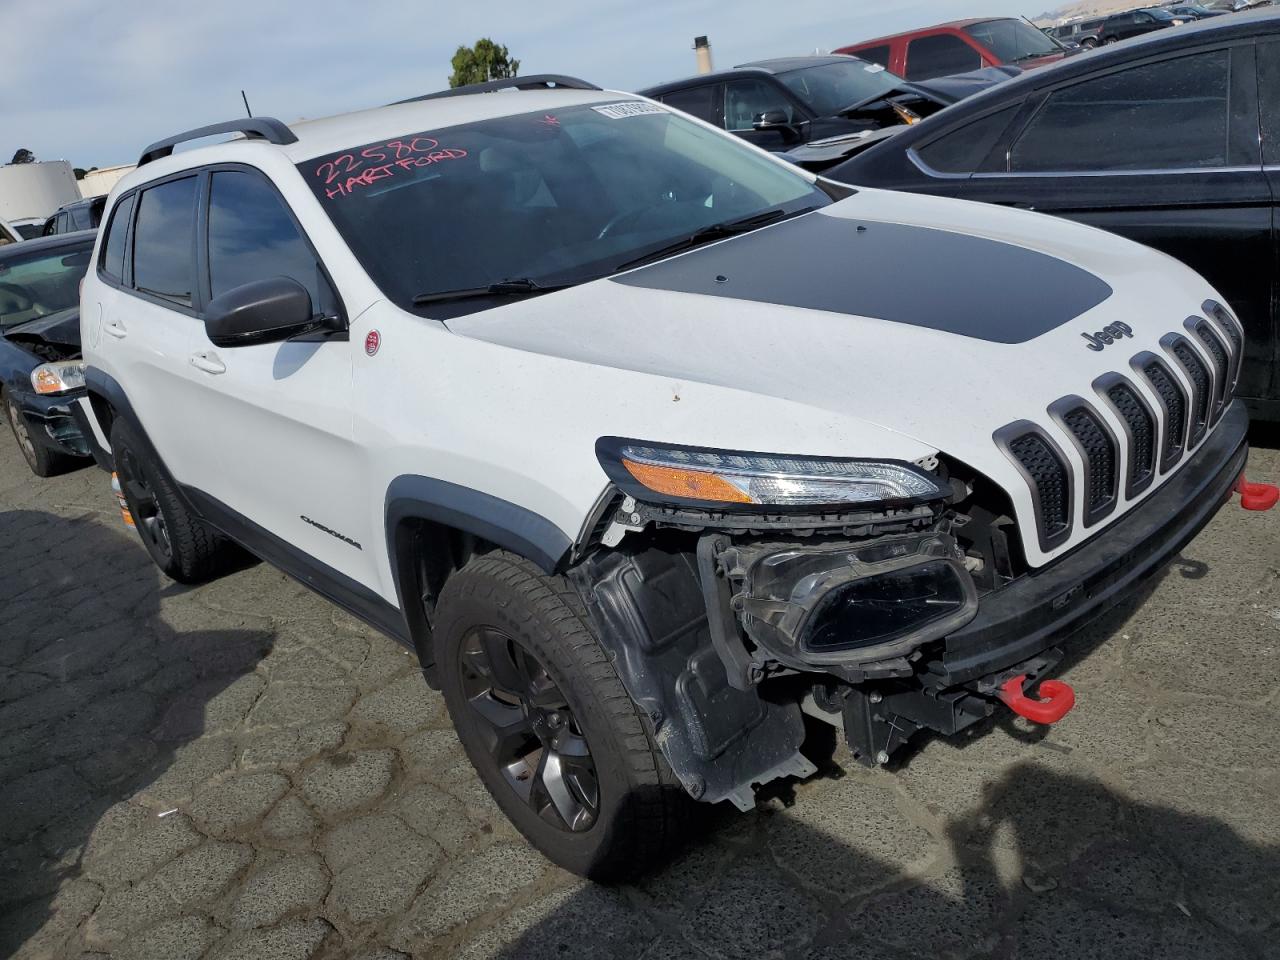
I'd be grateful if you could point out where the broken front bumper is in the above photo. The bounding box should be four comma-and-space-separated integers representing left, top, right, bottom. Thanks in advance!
572, 402, 1250, 807
16, 387, 91, 458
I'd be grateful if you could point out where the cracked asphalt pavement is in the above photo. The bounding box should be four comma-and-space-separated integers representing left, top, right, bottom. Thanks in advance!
2, 433, 1279, 960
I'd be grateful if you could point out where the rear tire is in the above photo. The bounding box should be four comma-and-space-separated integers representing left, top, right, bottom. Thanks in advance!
434, 551, 692, 881
4, 390, 76, 477
110, 417, 239, 584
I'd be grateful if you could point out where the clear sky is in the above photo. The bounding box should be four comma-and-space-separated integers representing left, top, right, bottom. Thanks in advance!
2, 0, 1053, 169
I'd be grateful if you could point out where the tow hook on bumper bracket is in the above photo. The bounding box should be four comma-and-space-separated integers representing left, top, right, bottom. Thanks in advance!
1235, 475, 1279, 512
997, 674, 1075, 724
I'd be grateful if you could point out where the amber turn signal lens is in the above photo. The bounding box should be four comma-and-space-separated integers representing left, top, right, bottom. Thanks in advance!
622, 458, 752, 504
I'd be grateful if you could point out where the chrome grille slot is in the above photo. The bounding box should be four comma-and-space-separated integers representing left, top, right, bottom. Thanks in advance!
1095, 375, 1156, 498
1135, 354, 1187, 473
1203, 299, 1243, 391
1168, 337, 1210, 449
1050, 396, 1118, 527
1191, 320, 1230, 422
995, 422, 1073, 552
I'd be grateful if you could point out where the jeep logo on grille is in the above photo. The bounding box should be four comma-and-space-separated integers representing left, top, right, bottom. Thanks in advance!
1082, 321, 1134, 352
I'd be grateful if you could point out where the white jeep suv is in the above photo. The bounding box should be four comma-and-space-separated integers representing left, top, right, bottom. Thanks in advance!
78, 75, 1267, 880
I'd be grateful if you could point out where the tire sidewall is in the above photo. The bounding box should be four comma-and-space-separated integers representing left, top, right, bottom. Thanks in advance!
110, 418, 183, 578
436, 566, 644, 878
5, 391, 50, 475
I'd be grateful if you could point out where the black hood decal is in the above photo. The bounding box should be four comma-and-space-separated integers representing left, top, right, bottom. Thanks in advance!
611, 213, 1112, 344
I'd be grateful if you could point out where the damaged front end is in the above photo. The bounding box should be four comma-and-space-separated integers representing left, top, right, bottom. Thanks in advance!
566, 436, 1023, 809
568, 412, 1257, 810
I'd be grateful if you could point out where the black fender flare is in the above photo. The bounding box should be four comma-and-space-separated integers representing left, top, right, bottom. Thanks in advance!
384, 474, 573, 678
84, 367, 179, 487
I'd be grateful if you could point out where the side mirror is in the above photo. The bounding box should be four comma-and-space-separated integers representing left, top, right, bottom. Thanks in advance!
753, 110, 801, 142
204, 277, 320, 348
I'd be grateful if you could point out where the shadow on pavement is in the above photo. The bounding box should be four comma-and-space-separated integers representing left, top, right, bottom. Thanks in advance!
482, 573, 1277, 960
0, 509, 274, 957
480, 762, 1277, 960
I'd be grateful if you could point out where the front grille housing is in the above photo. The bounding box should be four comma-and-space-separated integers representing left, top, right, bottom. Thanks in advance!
995, 423, 1073, 552
1094, 373, 1157, 499
995, 309, 1241, 557
1050, 396, 1118, 527
1166, 335, 1211, 449
1135, 354, 1188, 473
1189, 318, 1230, 423
1203, 299, 1243, 391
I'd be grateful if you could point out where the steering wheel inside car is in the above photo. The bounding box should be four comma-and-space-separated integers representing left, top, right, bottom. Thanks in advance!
596, 208, 651, 241
0, 281, 35, 315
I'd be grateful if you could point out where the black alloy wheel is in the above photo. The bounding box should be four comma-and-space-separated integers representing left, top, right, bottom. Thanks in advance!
116, 444, 174, 566
458, 625, 599, 831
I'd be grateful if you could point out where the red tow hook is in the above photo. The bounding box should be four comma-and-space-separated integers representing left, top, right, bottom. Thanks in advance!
997, 674, 1076, 725
1235, 474, 1279, 512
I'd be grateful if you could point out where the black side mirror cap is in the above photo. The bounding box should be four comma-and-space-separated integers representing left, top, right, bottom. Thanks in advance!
753, 111, 802, 143
204, 277, 324, 348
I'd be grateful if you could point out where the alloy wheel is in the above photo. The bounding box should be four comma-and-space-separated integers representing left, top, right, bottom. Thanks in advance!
5, 398, 38, 470
117, 448, 173, 563
458, 626, 600, 832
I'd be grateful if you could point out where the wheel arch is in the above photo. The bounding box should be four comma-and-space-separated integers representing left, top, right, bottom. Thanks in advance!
385, 474, 573, 683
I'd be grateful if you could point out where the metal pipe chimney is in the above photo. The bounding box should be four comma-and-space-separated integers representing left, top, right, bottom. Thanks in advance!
694, 35, 713, 74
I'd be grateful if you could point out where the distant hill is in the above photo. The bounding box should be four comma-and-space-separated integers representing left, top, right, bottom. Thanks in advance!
1033, 0, 1145, 24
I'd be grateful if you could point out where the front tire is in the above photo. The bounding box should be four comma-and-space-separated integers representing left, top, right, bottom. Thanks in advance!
434, 551, 691, 881
4, 390, 76, 477
110, 417, 239, 583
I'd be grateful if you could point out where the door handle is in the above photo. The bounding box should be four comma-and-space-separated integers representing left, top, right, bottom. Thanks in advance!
189, 351, 226, 375
103, 321, 128, 339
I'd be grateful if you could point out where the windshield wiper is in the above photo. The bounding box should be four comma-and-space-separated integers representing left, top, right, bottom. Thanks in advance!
412, 277, 570, 306
613, 208, 797, 273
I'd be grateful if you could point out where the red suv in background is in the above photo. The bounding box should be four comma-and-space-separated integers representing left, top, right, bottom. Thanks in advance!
835, 18, 1070, 81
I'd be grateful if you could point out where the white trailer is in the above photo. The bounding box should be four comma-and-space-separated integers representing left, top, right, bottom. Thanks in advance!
0, 160, 80, 221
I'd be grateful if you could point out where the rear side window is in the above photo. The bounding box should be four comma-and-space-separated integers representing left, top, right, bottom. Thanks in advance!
1261, 41, 1280, 164
905, 34, 983, 81
207, 170, 324, 308
133, 176, 198, 306
659, 85, 720, 125
916, 105, 1021, 173
1009, 50, 1230, 172
857, 45, 891, 68
100, 192, 136, 283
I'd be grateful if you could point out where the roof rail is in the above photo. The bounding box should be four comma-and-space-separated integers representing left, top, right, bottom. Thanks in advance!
396, 74, 601, 104
138, 117, 298, 166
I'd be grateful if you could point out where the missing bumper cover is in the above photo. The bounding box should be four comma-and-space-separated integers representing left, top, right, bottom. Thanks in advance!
716, 532, 979, 677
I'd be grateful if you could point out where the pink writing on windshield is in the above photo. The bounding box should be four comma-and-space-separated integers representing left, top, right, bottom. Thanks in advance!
314, 136, 469, 199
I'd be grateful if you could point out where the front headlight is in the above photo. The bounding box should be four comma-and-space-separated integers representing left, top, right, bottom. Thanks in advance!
31, 361, 86, 395
596, 438, 945, 509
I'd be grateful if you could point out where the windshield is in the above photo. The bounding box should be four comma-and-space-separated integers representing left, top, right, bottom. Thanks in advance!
776, 60, 906, 116
964, 19, 1061, 62
1145, 8, 1178, 19
0, 241, 91, 329
300, 101, 829, 312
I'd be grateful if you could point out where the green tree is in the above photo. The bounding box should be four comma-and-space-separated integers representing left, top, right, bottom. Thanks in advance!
449, 38, 520, 88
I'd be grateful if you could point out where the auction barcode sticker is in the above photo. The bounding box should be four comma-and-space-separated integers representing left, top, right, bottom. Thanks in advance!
592, 101, 667, 119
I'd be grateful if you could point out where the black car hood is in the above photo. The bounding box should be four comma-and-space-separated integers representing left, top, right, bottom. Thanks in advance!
4, 307, 81, 351
905, 65, 1022, 105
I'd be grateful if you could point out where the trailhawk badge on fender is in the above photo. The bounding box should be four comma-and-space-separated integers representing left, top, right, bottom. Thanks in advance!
365, 330, 381, 356
1081, 321, 1134, 352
